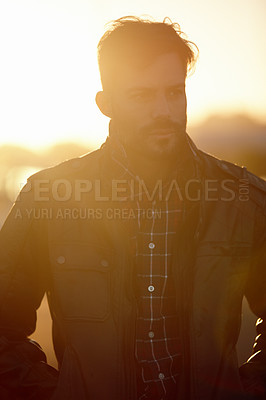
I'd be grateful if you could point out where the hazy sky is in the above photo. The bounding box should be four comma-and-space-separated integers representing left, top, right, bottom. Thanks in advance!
0, 0, 265, 149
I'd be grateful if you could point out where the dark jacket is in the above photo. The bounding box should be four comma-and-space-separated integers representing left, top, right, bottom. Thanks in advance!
0, 136, 265, 400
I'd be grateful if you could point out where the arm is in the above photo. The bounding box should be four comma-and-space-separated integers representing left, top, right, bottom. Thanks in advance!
239, 196, 266, 399
0, 181, 58, 399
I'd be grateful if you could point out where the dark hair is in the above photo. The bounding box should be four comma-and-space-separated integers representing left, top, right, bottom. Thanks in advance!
97, 16, 198, 92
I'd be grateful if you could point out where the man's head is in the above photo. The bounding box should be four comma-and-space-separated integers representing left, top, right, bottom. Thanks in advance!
96, 16, 198, 160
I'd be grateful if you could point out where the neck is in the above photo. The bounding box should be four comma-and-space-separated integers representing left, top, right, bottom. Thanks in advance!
126, 149, 175, 187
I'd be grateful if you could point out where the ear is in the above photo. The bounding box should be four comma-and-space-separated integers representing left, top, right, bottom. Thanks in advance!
95, 91, 113, 118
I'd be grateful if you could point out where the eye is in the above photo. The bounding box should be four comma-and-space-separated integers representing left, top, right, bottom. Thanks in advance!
130, 91, 152, 102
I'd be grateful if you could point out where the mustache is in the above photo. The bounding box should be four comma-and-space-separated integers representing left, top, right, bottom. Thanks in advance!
140, 120, 185, 135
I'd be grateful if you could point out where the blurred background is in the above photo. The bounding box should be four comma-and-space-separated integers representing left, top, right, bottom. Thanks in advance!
0, 0, 265, 368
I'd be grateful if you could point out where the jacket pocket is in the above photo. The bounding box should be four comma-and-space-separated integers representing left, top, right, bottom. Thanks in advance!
197, 241, 251, 275
49, 241, 114, 321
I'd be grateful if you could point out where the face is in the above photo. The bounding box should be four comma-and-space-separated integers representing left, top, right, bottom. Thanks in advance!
102, 52, 187, 160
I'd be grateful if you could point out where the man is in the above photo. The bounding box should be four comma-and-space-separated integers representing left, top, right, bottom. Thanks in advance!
0, 16, 265, 400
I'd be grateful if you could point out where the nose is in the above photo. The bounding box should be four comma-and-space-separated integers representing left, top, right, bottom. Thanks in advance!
151, 94, 171, 119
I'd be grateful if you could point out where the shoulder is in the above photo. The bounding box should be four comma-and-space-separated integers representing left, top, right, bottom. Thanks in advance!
27, 148, 103, 183
198, 150, 266, 209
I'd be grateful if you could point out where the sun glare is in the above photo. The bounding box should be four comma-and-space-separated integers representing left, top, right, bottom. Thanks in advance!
0, 0, 265, 150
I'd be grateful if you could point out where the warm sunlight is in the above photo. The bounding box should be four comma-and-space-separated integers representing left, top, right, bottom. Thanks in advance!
0, 1, 265, 380
0, 0, 265, 150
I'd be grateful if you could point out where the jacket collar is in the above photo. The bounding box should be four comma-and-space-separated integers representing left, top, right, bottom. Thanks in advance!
99, 120, 202, 185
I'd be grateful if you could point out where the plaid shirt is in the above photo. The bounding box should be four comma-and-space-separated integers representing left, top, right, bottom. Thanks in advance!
133, 196, 183, 400
104, 134, 185, 400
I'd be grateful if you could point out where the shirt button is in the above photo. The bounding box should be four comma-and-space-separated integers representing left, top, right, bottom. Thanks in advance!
57, 256, 65, 264
100, 259, 109, 267
148, 285, 154, 292
148, 242, 155, 249
158, 373, 165, 380
148, 331, 154, 338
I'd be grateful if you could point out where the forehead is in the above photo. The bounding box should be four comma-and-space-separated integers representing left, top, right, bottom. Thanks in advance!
116, 52, 186, 91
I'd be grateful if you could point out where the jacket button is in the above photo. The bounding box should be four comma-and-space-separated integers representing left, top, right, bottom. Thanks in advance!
100, 259, 109, 267
57, 256, 65, 264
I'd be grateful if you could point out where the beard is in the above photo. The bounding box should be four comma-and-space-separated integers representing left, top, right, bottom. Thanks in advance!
111, 116, 187, 161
